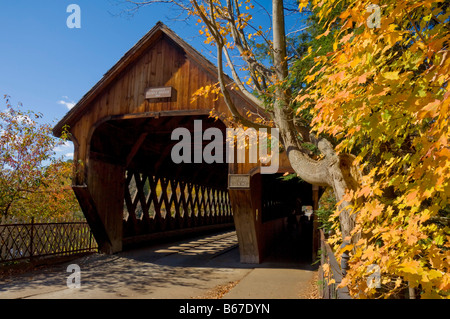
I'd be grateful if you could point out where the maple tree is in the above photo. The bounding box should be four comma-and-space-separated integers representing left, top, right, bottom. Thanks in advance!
298, 0, 450, 298
0, 96, 80, 219
16, 160, 82, 220
124, 0, 449, 298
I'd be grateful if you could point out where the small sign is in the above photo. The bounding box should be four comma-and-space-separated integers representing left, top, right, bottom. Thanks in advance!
302, 205, 314, 217
228, 174, 251, 189
145, 87, 172, 99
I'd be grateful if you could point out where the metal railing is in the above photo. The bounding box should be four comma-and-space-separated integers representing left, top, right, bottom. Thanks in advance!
0, 217, 97, 264
319, 229, 352, 299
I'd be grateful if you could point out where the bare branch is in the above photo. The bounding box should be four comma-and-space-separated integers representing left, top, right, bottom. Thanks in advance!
216, 39, 269, 129
225, 0, 274, 80
189, 0, 268, 129
404, 9, 428, 45
222, 45, 266, 107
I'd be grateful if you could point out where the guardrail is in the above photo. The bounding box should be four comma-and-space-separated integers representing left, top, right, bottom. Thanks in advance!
0, 217, 97, 264
319, 229, 352, 299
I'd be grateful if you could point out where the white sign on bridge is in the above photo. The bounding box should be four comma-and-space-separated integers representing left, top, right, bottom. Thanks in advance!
145, 87, 173, 99
228, 174, 251, 189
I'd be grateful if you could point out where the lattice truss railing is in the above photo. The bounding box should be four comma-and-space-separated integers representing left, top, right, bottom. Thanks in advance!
123, 171, 233, 237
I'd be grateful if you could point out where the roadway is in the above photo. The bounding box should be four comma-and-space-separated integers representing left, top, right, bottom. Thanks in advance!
0, 230, 317, 299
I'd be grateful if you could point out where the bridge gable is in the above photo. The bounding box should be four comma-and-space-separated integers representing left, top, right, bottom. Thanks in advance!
54, 22, 256, 138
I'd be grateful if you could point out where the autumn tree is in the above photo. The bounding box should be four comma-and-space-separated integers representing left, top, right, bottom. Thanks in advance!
0, 96, 80, 219
123, 0, 449, 298
17, 160, 82, 219
298, 0, 449, 298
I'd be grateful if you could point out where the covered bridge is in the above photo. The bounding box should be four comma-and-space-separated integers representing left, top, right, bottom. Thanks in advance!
53, 22, 319, 263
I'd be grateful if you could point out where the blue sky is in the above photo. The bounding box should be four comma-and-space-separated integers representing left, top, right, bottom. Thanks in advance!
0, 1, 304, 159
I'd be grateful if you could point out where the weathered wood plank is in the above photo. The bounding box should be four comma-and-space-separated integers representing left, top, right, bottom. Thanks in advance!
87, 159, 125, 253
229, 187, 261, 263
72, 185, 112, 253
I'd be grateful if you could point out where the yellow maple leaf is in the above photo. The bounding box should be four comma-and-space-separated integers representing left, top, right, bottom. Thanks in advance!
316, 29, 330, 40
369, 203, 383, 221
428, 269, 443, 281
339, 32, 354, 44
419, 99, 441, 119
298, 0, 309, 12
438, 273, 450, 291
406, 190, 419, 202
382, 71, 400, 80
322, 263, 330, 276
359, 185, 371, 197
399, 260, 421, 275
338, 276, 350, 288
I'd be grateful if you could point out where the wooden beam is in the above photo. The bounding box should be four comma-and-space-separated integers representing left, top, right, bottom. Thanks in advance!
90, 151, 125, 166
87, 159, 125, 253
229, 188, 261, 263
312, 184, 320, 262
72, 185, 113, 253
126, 132, 149, 167
99, 109, 210, 124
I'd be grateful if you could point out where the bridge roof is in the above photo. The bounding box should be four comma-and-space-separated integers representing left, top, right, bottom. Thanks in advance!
53, 21, 260, 137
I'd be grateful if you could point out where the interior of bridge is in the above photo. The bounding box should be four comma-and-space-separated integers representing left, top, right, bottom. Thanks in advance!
89, 115, 316, 263
260, 174, 315, 263
90, 114, 228, 188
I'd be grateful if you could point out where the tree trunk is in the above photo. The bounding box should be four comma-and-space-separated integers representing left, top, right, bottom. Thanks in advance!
271, 0, 358, 240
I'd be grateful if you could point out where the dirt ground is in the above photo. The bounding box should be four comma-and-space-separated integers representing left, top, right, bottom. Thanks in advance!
298, 271, 320, 299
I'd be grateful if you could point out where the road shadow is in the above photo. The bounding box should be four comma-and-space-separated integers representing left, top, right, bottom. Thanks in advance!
120, 229, 318, 271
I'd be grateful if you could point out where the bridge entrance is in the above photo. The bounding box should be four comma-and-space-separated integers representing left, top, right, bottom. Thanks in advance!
90, 115, 233, 248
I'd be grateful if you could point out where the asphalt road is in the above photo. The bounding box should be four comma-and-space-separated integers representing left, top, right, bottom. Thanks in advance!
0, 230, 317, 299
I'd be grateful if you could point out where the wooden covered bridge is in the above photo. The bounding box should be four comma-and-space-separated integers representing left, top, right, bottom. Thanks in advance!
53, 22, 319, 263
